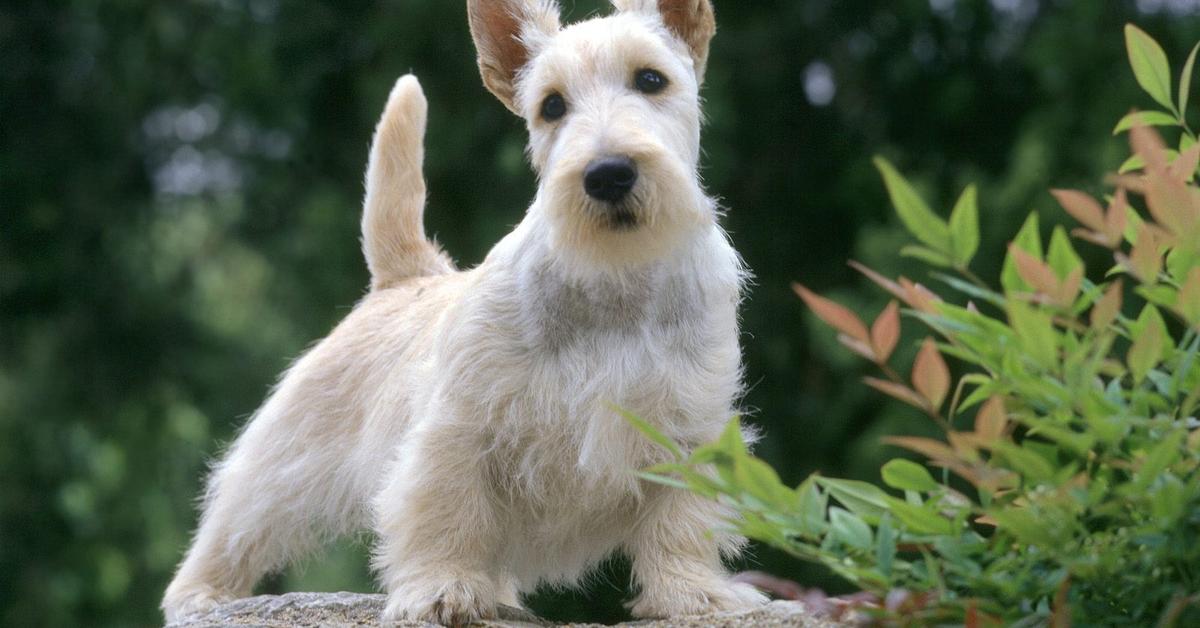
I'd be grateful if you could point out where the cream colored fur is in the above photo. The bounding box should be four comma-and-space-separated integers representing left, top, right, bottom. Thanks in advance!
162, 0, 766, 624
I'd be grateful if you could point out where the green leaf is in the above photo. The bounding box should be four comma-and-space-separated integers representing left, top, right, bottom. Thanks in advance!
1134, 430, 1185, 491
899, 245, 954, 268
830, 507, 873, 550
875, 514, 896, 577
1002, 212, 1043, 293
796, 476, 829, 535
1125, 24, 1176, 112
1128, 308, 1166, 384
1132, 304, 1173, 355
1135, 284, 1178, 310
1124, 206, 1145, 244
1181, 42, 1199, 119
993, 441, 1056, 484
637, 471, 692, 491
989, 505, 1058, 546
1047, 226, 1083, 280
618, 408, 683, 460
885, 496, 956, 534
817, 477, 890, 522
948, 185, 979, 267
1007, 299, 1058, 369
1120, 153, 1146, 173
734, 456, 789, 507
1112, 110, 1180, 134
717, 416, 747, 457
873, 157, 952, 253
640, 465, 726, 498
881, 459, 939, 492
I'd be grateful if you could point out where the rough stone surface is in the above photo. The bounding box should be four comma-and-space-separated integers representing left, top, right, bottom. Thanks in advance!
166, 592, 847, 628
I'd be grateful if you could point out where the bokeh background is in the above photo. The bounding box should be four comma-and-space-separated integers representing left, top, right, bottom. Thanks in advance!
4, 0, 1200, 625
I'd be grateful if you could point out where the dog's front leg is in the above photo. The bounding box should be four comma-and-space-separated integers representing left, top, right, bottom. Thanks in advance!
626, 487, 768, 618
373, 420, 502, 625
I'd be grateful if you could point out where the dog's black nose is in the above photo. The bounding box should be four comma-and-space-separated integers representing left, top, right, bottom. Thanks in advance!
583, 156, 637, 202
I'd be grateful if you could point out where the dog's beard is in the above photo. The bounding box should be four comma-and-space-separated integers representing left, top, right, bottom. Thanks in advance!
591, 190, 642, 231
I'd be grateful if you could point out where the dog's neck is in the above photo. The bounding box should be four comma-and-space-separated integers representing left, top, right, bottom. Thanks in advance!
485, 209, 742, 347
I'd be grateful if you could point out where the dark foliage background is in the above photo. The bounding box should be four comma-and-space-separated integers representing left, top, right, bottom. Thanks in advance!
3, 1, 1199, 626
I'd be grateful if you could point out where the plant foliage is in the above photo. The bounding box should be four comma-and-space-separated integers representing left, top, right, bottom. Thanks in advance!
631, 24, 1200, 626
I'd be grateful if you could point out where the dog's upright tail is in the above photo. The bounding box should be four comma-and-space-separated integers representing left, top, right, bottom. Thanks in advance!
361, 74, 455, 291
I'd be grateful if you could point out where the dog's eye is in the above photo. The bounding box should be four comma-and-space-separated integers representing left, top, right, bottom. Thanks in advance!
633, 69, 668, 94
540, 93, 567, 121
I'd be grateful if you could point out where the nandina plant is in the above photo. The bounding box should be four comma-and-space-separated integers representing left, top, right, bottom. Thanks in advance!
630, 24, 1200, 626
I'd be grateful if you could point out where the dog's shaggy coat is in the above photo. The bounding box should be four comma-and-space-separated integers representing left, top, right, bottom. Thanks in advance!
162, 0, 766, 624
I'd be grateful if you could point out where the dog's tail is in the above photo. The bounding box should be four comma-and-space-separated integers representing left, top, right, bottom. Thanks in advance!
361, 74, 455, 291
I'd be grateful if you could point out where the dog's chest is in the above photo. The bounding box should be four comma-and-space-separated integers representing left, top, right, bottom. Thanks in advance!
479, 262, 740, 508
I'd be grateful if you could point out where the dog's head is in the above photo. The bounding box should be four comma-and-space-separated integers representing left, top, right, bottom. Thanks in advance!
468, 0, 717, 267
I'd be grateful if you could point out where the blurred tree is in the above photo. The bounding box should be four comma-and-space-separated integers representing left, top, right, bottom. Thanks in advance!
2, 1, 1198, 626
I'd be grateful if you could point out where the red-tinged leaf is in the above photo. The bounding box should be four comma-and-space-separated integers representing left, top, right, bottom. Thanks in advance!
947, 431, 981, 460
1057, 267, 1084, 307
871, 301, 901, 363
1145, 169, 1196, 236
1131, 124, 1170, 175
1177, 267, 1200, 326
1071, 228, 1114, 248
1105, 188, 1129, 246
848, 260, 906, 302
975, 396, 1007, 442
1090, 280, 1123, 330
1169, 143, 1200, 183
912, 338, 951, 410
838, 334, 877, 362
793, 283, 870, 343
882, 436, 959, 466
1110, 173, 1149, 197
1128, 224, 1164, 282
974, 514, 999, 526
898, 277, 941, 313
1010, 245, 1060, 297
1052, 189, 1105, 232
864, 376, 930, 412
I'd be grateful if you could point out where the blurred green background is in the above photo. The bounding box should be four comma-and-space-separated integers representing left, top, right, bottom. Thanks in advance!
4, 0, 1200, 626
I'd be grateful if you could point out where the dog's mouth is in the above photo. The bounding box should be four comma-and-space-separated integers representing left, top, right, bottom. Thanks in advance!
585, 190, 644, 231
599, 197, 640, 231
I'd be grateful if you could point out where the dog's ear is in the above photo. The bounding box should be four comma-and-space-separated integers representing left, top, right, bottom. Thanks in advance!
613, 0, 716, 82
468, 0, 561, 115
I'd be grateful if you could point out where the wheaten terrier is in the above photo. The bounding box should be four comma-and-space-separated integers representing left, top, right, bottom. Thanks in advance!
162, 0, 765, 624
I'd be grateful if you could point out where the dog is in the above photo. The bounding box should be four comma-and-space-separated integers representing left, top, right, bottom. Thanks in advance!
162, 0, 766, 624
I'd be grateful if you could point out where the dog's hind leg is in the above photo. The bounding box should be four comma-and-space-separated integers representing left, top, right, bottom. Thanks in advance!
161, 372, 365, 621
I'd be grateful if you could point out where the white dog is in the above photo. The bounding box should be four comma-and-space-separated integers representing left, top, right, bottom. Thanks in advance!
162, 0, 766, 624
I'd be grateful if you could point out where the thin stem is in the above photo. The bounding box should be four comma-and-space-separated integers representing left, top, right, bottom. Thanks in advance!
956, 265, 990, 291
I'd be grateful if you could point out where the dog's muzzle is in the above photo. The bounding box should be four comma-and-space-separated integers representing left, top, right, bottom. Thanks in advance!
583, 156, 637, 203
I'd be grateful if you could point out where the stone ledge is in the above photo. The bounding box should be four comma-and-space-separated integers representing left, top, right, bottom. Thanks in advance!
166, 592, 845, 627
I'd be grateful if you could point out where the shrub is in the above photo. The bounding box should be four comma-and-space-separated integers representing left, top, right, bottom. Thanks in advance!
631, 24, 1200, 626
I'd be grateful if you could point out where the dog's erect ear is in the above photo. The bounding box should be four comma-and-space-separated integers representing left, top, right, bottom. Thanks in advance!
467, 0, 561, 115
613, 0, 716, 81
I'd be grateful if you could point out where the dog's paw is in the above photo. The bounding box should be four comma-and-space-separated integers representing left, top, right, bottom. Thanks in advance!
382, 575, 496, 626
629, 578, 768, 618
161, 583, 234, 623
